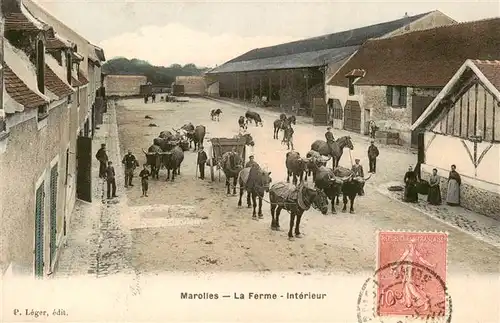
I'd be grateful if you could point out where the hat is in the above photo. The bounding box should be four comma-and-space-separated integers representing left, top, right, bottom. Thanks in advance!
370, 140, 375, 143
327, 127, 332, 130
199, 146, 204, 149
355, 158, 360, 162
249, 154, 254, 158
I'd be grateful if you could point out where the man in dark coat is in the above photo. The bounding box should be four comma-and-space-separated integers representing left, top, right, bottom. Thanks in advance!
325, 126, 336, 156
96, 143, 108, 178
404, 165, 418, 203
122, 150, 139, 187
367, 140, 380, 173
197, 146, 208, 180
105, 161, 117, 199
245, 155, 259, 168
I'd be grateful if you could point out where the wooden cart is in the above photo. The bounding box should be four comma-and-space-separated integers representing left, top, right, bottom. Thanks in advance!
209, 137, 247, 182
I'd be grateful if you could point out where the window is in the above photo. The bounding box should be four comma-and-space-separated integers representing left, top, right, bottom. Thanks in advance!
386, 86, 407, 107
66, 51, 72, 84
36, 40, 45, 93
77, 87, 80, 106
348, 77, 355, 96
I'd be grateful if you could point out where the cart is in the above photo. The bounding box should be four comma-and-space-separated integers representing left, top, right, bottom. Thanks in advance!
209, 137, 247, 182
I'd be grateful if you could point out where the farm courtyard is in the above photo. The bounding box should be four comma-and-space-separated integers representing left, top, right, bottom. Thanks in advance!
54, 96, 500, 276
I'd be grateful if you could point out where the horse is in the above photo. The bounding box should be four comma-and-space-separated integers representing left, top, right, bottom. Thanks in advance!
310, 136, 354, 168
269, 182, 329, 240
221, 151, 243, 195
273, 118, 285, 139
210, 108, 222, 121
237, 166, 272, 219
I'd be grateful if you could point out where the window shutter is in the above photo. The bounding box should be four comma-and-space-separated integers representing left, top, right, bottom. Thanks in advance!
400, 87, 407, 107
386, 86, 393, 106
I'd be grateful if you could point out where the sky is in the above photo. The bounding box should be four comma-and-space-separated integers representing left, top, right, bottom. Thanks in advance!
35, 0, 500, 68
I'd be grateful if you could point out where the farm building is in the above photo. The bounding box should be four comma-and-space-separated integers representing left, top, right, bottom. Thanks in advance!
411, 59, 500, 220
205, 11, 455, 125
0, 0, 106, 277
104, 74, 147, 97
174, 76, 206, 95
327, 18, 500, 147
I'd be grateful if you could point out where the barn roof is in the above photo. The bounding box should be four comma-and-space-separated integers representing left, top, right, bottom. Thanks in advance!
4, 5, 50, 32
45, 64, 75, 98
3, 64, 48, 110
328, 18, 500, 88
411, 59, 500, 131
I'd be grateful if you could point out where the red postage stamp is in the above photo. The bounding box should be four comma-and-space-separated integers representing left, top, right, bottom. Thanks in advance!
376, 231, 448, 318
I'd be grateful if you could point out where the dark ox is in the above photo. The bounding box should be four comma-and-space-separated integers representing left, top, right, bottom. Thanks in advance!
143, 144, 162, 179
163, 146, 184, 181
305, 150, 331, 182
210, 108, 222, 121
245, 111, 263, 127
315, 166, 372, 213
221, 152, 243, 195
285, 151, 308, 185
237, 166, 272, 219
269, 182, 329, 240
192, 125, 206, 151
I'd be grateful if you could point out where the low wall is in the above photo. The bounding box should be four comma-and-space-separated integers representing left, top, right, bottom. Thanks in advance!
421, 168, 500, 221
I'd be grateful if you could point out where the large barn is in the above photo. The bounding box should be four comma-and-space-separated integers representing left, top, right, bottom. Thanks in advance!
205, 11, 455, 125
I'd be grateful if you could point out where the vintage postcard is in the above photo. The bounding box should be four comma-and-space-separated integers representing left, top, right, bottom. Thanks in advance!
1, 0, 499, 322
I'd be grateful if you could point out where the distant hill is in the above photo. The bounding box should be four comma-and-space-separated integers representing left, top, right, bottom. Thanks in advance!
102, 57, 210, 85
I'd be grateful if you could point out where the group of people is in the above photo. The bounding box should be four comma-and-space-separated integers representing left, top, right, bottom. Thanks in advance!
96, 144, 151, 199
403, 164, 461, 206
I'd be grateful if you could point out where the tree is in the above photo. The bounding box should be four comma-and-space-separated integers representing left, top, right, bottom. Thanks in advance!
102, 58, 210, 85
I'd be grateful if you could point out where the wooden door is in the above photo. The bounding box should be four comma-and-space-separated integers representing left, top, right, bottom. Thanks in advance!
76, 136, 92, 202
344, 100, 361, 133
411, 95, 436, 148
312, 98, 327, 126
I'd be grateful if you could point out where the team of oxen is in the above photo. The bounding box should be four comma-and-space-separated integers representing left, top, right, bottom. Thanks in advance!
142, 107, 371, 240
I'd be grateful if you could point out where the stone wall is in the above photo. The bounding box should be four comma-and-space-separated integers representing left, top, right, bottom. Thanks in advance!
104, 75, 147, 96
422, 169, 500, 221
357, 85, 441, 146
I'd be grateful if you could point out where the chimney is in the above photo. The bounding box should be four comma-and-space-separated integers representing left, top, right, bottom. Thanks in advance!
2, 0, 22, 14
404, 12, 410, 31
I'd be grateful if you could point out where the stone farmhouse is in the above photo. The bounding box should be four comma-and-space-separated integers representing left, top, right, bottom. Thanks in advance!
327, 18, 500, 148
205, 11, 455, 125
0, 0, 106, 277
411, 59, 500, 220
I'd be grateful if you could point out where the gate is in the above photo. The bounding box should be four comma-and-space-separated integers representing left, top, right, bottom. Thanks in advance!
312, 98, 328, 126
411, 95, 436, 148
344, 100, 361, 133
49, 164, 58, 268
76, 136, 92, 202
35, 183, 45, 278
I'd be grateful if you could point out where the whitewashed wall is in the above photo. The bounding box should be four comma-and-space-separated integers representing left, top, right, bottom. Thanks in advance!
423, 132, 500, 189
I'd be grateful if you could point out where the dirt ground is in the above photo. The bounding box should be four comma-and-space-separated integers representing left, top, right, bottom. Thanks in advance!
115, 97, 500, 275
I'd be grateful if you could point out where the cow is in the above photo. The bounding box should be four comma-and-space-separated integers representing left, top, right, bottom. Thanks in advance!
181, 123, 196, 148
285, 151, 308, 185
238, 116, 247, 130
310, 136, 354, 168
332, 166, 372, 213
210, 108, 222, 121
313, 166, 347, 214
163, 145, 184, 181
245, 111, 263, 127
237, 166, 272, 219
269, 182, 329, 240
192, 125, 206, 151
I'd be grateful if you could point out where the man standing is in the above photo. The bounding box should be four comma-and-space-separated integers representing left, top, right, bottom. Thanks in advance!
139, 164, 150, 197
105, 161, 117, 199
122, 150, 139, 188
96, 143, 108, 179
367, 140, 380, 173
245, 155, 259, 168
197, 146, 208, 180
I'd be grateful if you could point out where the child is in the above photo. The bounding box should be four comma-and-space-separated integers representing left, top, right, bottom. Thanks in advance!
139, 164, 150, 197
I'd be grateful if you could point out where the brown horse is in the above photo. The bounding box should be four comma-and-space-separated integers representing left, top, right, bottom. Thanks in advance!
310, 136, 354, 168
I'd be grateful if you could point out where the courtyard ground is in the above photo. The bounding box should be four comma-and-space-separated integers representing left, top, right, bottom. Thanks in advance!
52, 96, 499, 278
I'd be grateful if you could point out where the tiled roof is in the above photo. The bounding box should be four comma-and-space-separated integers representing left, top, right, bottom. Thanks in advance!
71, 77, 83, 87
328, 18, 500, 87
3, 64, 48, 109
473, 59, 500, 92
46, 37, 70, 50
94, 47, 106, 61
207, 46, 358, 74
345, 69, 366, 78
4, 11, 49, 32
227, 12, 433, 63
45, 64, 74, 98
78, 71, 89, 85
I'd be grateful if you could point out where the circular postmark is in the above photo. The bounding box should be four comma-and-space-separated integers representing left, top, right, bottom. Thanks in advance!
357, 261, 452, 323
